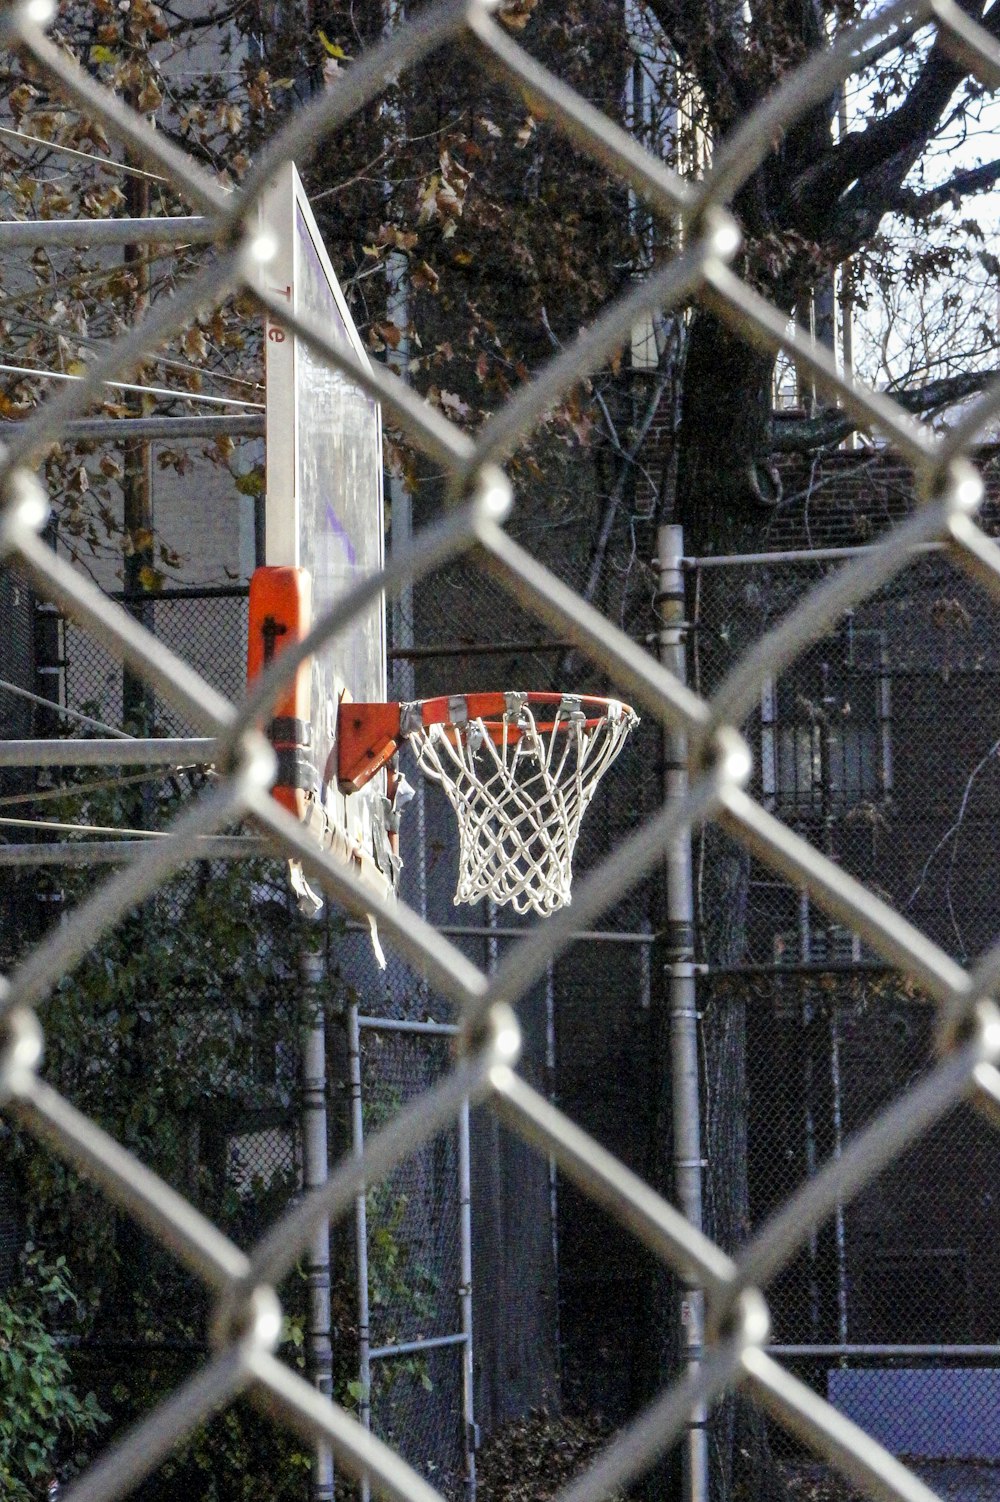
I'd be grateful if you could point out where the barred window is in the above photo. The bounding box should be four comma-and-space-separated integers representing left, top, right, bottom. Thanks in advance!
762, 625, 892, 815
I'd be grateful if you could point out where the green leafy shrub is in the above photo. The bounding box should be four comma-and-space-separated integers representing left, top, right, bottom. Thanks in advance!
3, 764, 425, 1495
0, 1252, 107, 1499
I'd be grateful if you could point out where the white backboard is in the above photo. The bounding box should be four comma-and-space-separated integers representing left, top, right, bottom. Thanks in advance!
260, 161, 392, 896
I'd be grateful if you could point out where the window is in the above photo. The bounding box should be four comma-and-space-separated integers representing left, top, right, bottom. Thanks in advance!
761, 623, 892, 815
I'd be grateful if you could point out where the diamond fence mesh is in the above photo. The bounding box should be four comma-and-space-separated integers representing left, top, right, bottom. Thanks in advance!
63, 589, 250, 739
359, 1029, 461, 1350
693, 547, 1000, 1484
4, 3, 1000, 1502
370, 1343, 467, 1501
352, 1011, 468, 1500
692, 548, 1000, 967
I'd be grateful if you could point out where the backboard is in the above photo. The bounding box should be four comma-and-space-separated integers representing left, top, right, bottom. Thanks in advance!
253, 161, 395, 907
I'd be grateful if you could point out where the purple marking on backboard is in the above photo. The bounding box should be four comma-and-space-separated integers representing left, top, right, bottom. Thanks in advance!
325, 502, 357, 568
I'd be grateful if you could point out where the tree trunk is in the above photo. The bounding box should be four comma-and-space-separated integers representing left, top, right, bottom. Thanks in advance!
674, 308, 781, 555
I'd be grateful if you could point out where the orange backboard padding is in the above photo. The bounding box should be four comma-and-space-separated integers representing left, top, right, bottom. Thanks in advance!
338, 701, 402, 794
247, 566, 312, 817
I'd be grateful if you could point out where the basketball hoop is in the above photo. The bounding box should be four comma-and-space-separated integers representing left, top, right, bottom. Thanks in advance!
338, 692, 639, 916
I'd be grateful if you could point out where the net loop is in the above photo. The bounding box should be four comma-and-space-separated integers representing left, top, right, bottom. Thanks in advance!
404, 692, 639, 916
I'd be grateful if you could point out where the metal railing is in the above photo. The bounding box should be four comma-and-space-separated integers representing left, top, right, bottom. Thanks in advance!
4, 1, 1000, 1501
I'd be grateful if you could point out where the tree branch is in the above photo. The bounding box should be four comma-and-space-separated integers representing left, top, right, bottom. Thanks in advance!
786, 20, 986, 240
891, 156, 1000, 216
770, 367, 1000, 451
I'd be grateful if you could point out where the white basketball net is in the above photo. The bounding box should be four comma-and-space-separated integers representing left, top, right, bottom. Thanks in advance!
404, 692, 640, 916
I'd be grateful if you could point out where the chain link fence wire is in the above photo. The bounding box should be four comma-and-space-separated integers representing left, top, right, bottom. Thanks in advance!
370, 1342, 467, 1500
5, 2, 1000, 1502
691, 533, 1000, 1485
359, 1030, 460, 1349
0, 838, 315, 1493
338, 923, 558, 1468
355, 1015, 468, 1495
394, 535, 664, 947
693, 542, 1000, 966
63, 589, 249, 738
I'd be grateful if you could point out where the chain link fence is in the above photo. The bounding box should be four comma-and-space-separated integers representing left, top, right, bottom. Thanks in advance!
3, 4, 1000, 1502
62, 588, 250, 738
693, 545, 1000, 966
692, 538, 1000, 1488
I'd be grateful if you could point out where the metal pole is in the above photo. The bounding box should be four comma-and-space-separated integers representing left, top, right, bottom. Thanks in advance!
370, 1332, 468, 1360
829, 1006, 849, 1344
301, 946, 335, 1502
0, 838, 269, 867
837, 83, 857, 451
0, 414, 264, 442
800, 901, 822, 1341
383, 0, 414, 719
817, 672, 849, 1345
357, 1016, 459, 1037
0, 737, 218, 766
121, 149, 155, 739
458, 1098, 477, 1502
656, 523, 708, 1502
0, 362, 264, 409
388, 638, 574, 661
769, 1343, 1000, 1358
347, 920, 656, 943
682, 540, 944, 570
0, 216, 214, 247
544, 958, 563, 1388
347, 998, 372, 1502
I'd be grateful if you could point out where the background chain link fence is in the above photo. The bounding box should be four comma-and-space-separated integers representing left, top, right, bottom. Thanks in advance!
63, 588, 250, 740
5, 1, 1000, 1502
691, 524, 1000, 1486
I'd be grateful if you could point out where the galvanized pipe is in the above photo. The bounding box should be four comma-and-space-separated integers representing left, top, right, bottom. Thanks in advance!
346, 919, 657, 943
0, 415, 264, 441
458, 1097, 477, 1502
0, 216, 214, 246
656, 523, 709, 1502
0, 361, 264, 412
544, 958, 563, 1386
769, 1344, 1000, 1358
301, 947, 334, 1502
683, 541, 945, 569
388, 638, 573, 660
347, 999, 373, 1502
0, 838, 269, 867
357, 1015, 460, 1037
369, 1332, 467, 1361
0, 738, 217, 766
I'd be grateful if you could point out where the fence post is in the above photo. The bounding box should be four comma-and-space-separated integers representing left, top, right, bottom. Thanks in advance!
121, 152, 155, 736
301, 944, 335, 1502
458, 1097, 477, 1502
656, 524, 708, 1502
347, 998, 372, 1502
